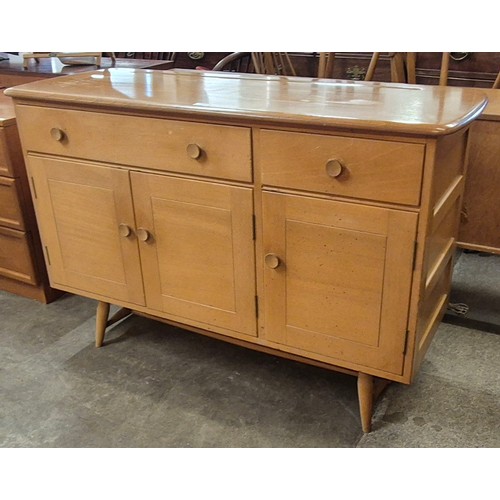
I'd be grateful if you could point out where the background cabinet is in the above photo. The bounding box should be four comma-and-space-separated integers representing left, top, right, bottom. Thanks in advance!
457, 89, 500, 254
0, 95, 61, 302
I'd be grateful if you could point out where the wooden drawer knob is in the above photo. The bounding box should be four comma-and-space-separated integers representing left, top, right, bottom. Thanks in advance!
137, 228, 152, 242
50, 127, 65, 142
265, 253, 281, 269
186, 143, 203, 159
118, 223, 132, 238
326, 159, 344, 178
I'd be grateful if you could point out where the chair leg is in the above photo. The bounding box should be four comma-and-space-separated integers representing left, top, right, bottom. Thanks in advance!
493, 70, 500, 89
325, 52, 335, 78
440, 52, 450, 86
389, 52, 407, 83
406, 52, 417, 84
365, 52, 380, 81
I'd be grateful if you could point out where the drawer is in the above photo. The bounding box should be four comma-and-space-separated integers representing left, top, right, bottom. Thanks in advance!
259, 130, 425, 205
0, 226, 38, 285
15, 105, 253, 182
0, 128, 14, 177
0, 125, 24, 178
0, 176, 25, 230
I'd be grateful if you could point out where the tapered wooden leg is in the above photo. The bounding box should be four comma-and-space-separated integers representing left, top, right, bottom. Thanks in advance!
95, 301, 110, 348
357, 372, 374, 433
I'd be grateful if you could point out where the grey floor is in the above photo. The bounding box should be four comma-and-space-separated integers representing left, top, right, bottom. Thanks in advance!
1, 251, 499, 448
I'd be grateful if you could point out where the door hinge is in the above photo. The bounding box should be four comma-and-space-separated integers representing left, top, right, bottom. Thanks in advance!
403, 330, 410, 355
44, 245, 51, 266
255, 295, 259, 318
30, 177, 38, 199
252, 214, 256, 240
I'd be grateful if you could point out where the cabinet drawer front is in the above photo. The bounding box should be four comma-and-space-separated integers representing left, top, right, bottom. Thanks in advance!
0, 226, 37, 285
16, 105, 253, 182
0, 176, 25, 230
260, 130, 425, 205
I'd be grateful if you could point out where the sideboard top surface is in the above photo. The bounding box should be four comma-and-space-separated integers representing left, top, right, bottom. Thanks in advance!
5, 68, 488, 135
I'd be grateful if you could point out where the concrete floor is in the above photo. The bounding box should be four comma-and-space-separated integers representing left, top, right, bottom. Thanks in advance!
0, 251, 499, 447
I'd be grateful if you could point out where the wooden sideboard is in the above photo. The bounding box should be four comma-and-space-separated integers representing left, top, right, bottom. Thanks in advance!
5, 69, 487, 432
0, 93, 62, 302
458, 88, 500, 254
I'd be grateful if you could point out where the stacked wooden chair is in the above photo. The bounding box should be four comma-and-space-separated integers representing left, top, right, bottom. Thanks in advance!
213, 52, 500, 89
316, 52, 407, 82
213, 52, 297, 76
364, 52, 500, 88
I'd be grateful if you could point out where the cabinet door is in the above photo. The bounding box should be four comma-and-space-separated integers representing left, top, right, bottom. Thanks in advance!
131, 172, 257, 336
262, 192, 418, 375
27, 156, 145, 305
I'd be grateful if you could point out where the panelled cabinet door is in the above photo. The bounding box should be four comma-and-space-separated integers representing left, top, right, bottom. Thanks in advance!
131, 172, 257, 336
26, 155, 145, 305
262, 192, 418, 375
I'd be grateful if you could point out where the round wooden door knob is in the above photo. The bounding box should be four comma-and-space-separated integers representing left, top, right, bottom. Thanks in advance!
50, 127, 65, 142
265, 253, 281, 269
118, 223, 132, 237
136, 228, 152, 242
186, 143, 203, 159
325, 158, 344, 178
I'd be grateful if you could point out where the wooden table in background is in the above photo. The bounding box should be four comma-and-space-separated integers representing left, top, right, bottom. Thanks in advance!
0, 53, 174, 87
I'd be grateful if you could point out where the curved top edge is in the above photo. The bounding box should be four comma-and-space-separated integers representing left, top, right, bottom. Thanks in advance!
4, 68, 489, 136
